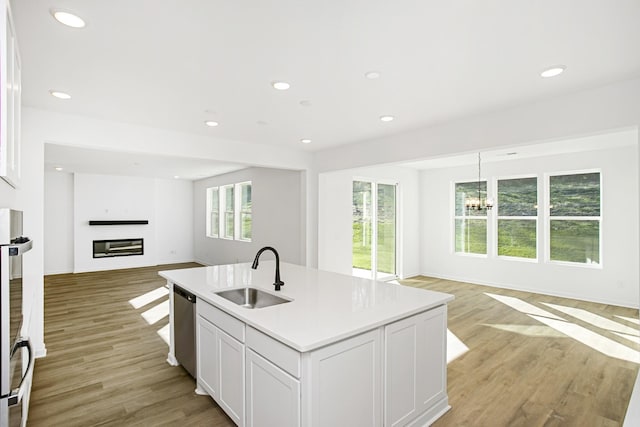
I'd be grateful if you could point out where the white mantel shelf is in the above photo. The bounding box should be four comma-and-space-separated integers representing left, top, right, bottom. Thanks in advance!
160, 261, 453, 352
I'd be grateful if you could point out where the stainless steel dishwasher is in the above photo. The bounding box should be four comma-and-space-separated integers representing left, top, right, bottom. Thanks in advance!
173, 284, 196, 378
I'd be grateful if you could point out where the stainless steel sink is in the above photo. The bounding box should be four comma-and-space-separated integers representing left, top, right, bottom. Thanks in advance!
214, 287, 291, 309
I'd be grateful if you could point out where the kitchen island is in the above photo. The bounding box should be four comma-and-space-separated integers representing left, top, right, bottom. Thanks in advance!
160, 261, 453, 427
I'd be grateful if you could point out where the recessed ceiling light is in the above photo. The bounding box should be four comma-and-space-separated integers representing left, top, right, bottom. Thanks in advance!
272, 81, 290, 91
49, 90, 72, 100
173, 175, 180, 179
540, 65, 566, 78
300, 139, 312, 144
379, 115, 395, 122
51, 10, 86, 28
365, 71, 381, 79
299, 100, 312, 107
204, 120, 219, 127
54, 166, 64, 171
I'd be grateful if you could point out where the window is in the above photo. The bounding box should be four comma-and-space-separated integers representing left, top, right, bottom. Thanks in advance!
206, 187, 219, 238
497, 177, 537, 259
352, 180, 397, 280
221, 185, 235, 239
454, 181, 487, 255
548, 172, 601, 265
206, 181, 252, 242
238, 182, 252, 241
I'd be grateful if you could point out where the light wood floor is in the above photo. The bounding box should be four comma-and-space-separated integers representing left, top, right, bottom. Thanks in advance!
28, 266, 638, 426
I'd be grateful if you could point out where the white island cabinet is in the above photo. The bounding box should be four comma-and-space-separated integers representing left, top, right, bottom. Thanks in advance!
160, 262, 453, 427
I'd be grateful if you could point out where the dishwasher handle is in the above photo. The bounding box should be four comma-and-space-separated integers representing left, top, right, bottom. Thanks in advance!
174, 284, 196, 303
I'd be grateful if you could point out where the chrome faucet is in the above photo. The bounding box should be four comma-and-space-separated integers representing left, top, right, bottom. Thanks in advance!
251, 246, 284, 291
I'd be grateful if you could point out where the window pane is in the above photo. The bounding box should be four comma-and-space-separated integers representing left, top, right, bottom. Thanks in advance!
224, 212, 234, 238
550, 173, 600, 216
550, 220, 600, 264
498, 219, 536, 258
353, 181, 372, 270
240, 213, 252, 240
377, 184, 396, 275
211, 188, 219, 212
498, 177, 537, 216
210, 212, 219, 236
455, 219, 486, 254
455, 181, 487, 217
241, 183, 251, 210
240, 183, 252, 240
225, 186, 234, 211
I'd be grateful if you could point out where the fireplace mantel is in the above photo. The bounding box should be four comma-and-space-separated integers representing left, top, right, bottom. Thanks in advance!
88, 220, 149, 226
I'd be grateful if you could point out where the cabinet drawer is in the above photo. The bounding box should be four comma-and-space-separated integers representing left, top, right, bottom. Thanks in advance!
246, 326, 301, 378
197, 300, 245, 342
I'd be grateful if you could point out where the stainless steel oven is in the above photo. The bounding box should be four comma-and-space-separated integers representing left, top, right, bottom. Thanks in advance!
1, 209, 34, 427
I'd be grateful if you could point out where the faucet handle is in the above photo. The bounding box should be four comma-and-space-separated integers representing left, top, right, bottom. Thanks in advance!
274, 281, 284, 291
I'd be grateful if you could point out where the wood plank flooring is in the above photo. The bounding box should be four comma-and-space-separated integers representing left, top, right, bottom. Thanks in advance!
28, 266, 638, 426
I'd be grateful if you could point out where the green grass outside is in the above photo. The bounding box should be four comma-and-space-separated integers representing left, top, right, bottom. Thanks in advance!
353, 221, 395, 274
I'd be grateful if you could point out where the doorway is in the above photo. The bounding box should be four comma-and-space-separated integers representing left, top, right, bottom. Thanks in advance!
352, 180, 398, 280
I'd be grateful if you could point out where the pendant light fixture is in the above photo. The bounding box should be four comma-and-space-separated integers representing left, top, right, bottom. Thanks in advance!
465, 153, 493, 211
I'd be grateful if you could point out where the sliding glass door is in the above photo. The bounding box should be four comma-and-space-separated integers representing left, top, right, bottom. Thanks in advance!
352, 180, 397, 280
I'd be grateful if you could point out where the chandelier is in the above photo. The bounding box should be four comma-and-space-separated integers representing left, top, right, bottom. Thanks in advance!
465, 153, 494, 211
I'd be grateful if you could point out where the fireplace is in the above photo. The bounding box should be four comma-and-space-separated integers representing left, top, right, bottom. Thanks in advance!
93, 238, 144, 258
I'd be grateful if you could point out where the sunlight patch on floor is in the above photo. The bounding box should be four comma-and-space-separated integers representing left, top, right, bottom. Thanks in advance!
484, 293, 564, 320
447, 329, 469, 363
485, 292, 639, 364
542, 303, 639, 336
612, 332, 640, 345
129, 286, 169, 309
616, 315, 640, 325
530, 314, 640, 364
483, 323, 565, 338
157, 323, 170, 345
142, 300, 169, 325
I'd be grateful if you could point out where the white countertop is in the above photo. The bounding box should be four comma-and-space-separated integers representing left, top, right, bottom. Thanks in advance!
160, 262, 453, 352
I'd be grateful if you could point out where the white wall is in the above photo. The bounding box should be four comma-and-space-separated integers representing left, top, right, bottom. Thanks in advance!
43, 172, 194, 274
420, 141, 639, 307
155, 178, 194, 264
43, 171, 73, 274
194, 167, 304, 266
74, 174, 157, 272
318, 165, 420, 278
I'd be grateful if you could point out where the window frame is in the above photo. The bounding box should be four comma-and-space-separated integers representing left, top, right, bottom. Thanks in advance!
220, 184, 235, 240
544, 169, 602, 268
205, 186, 219, 238
452, 179, 489, 257
236, 181, 252, 242
206, 181, 252, 242
494, 174, 539, 262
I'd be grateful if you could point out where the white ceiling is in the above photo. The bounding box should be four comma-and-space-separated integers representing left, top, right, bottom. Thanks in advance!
403, 129, 639, 170
44, 144, 246, 180
12, 0, 640, 177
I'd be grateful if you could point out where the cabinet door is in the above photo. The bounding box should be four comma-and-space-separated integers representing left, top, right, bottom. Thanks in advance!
217, 329, 245, 426
1, 1, 21, 187
196, 315, 219, 398
384, 306, 447, 427
305, 329, 382, 427
246, 349, 300, 427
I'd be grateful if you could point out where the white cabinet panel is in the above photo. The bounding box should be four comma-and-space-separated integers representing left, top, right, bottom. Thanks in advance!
385, 306, 447, 427
218, 329, 245, 426
196, 315, 218, 398
246, 349, 300, 427
306, 329, 382, 427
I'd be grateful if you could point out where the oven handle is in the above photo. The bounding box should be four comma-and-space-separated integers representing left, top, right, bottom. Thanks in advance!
3, 338, 34, 407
